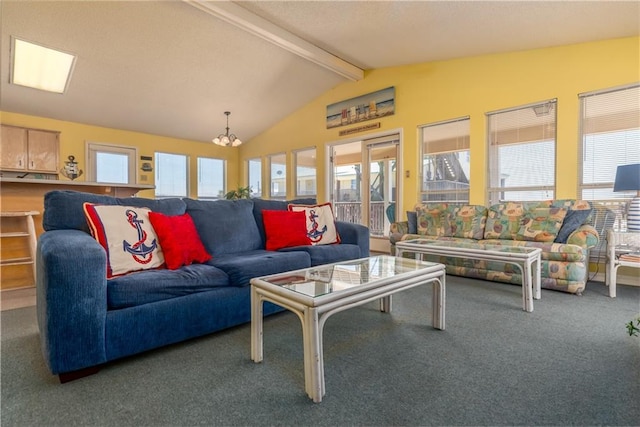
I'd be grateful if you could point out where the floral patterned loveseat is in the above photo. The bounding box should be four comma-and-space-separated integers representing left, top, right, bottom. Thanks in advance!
389, 200, 599, 295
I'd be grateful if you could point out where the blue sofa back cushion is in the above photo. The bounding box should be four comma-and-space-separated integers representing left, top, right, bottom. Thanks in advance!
184, 198, 263, 256
407, 211, 418, 234
107, 264, 229, 309
43, 190, 187, 233
554, 208, 593, 243
251, 198, 316, 247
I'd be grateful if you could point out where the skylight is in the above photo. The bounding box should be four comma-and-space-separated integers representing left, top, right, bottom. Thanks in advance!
10, 37, 76, 94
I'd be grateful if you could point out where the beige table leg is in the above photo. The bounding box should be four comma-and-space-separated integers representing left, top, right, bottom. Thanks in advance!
250, 287, 264, 363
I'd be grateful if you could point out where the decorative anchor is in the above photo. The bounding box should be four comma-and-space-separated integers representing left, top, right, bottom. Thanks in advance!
60, 155, 83, 180
307, 209, 327, 243
122, 210, 157, 264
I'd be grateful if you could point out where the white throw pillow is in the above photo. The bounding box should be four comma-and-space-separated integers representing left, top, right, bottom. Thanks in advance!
83, 203, 165, 278
288, 202, 341, 245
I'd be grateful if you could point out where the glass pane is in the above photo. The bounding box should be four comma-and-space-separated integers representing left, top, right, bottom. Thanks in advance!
96, 152, 128, 184
155, 153, 187, 197
197, 157, 225, 199
269, 153, 286, 198
295, 148, 316, 197
368, 143, 397, 238
488, 100, 556, 204
581, 85, 640, 203
248, 158, 262, 197
332, 141, 362, 225
421, 118, 470, 202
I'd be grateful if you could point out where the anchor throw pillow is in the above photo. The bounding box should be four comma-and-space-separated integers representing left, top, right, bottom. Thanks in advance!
288, 202, 341, 246
83, 203, 165, 278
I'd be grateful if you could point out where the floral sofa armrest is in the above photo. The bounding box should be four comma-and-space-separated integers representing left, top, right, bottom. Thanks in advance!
566, 224, 600, 249
390, 221, 409, 235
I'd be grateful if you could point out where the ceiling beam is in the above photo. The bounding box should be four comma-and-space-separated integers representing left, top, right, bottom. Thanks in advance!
184, 0, 364, 81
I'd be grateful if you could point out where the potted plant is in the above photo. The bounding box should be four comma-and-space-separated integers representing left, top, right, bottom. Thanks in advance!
627, 316, 640, 337
224, 186, 252, 200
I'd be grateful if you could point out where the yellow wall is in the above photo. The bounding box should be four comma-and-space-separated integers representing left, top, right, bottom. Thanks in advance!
241, 36, 640, 213
2, 37, 638, 208
0, 112, 240, 199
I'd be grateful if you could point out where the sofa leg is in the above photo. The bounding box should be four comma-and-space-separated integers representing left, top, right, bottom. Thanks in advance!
59, 366, 101, 383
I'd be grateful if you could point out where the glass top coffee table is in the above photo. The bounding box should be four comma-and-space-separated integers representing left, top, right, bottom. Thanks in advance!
250, 255, 446, 403
395, 239, 541, 313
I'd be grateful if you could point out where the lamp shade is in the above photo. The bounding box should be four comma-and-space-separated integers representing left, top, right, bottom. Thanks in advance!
613, 164, 640, 192
614, 163, 640, 232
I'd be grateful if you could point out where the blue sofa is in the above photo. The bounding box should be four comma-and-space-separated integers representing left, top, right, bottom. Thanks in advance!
36, 190, 369, 382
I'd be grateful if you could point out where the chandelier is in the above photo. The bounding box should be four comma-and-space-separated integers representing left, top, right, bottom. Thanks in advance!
212, 111, 242, 147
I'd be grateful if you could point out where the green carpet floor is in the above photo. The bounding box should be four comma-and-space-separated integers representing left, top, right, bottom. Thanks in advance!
2, 276, 639, 426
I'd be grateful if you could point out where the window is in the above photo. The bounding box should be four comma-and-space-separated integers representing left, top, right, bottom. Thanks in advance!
155, 152, 188, 198
269, 153, 286, 199
197, 157, 225, 200
294, 148, 316, 197
87, 142, 136, 184
579, 83, 640, 240
247, 158, 262, 198
419, 117, 470, 203
487, 99, 557, 204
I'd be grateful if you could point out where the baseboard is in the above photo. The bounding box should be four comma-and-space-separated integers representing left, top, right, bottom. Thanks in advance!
589, 271, 640, 287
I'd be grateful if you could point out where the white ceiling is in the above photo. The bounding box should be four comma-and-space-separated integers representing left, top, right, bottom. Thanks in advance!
1, 1, 638, 145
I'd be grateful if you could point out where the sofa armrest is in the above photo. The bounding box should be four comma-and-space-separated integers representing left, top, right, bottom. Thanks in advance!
335, 221, 370, 257
390, 221, 409, 235
37, 230, 108, 375
566, 224, 600, 249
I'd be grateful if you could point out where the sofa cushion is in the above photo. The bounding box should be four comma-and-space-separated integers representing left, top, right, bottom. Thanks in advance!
184, 198, 262, 256
210, 250, 311, 287
262, 210, 310, 250
43, 190, 187, 233
516, 207, 567, 242
148, 212, 211, 269
252, 198, 316, 247
84, 204, 165, 278
415, 203, 451, 237
107, 264, 229, 309
407, 211, 418, 234
449, 205, 487, 239
279, 243, 362, 266
554, 208, 593, 243
484, 202, 524, 240
289, 202, 341, 245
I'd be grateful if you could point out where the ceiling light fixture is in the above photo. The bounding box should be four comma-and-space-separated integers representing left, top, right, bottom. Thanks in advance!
10, 37, 76, 94
212, 111, 242, 147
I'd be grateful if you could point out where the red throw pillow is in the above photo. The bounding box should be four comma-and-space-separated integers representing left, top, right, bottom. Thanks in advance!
262, 210, 311, 251
147, 212, 211, 270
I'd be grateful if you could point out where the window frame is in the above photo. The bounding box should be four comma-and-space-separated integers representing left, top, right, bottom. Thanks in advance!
293, 147, 317, 198
247, 157, 262, 198
154, 151, 189, 198
268, 152, 287, 199
197, 156, 226, 200
86, 141, 137, 184
486, 99, 557, 205
418, 116, 471, 203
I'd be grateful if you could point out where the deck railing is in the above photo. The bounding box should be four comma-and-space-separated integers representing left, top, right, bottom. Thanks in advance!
334, 201, 387, 236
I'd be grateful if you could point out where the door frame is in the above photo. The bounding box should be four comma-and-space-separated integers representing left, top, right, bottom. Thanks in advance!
325, 128, 403, 253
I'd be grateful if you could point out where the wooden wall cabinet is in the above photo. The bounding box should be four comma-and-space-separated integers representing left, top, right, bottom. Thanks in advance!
0, 125, 60, 174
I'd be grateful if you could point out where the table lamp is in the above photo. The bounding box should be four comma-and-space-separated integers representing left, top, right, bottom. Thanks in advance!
613, 163, 640, 232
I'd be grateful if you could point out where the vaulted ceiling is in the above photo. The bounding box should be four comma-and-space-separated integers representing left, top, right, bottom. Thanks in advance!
1, 1, 638, 145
